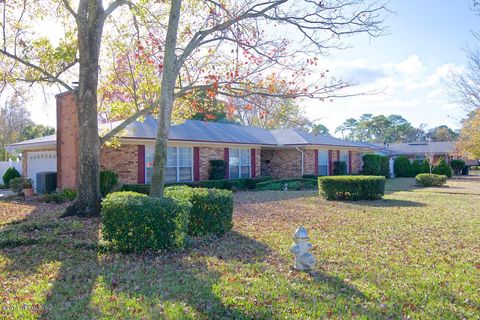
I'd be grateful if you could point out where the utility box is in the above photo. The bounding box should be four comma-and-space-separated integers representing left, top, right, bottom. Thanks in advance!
36, 172, 57, 194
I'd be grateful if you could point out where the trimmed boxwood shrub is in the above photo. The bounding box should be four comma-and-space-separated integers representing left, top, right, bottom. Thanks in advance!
420, 160, 431, 174
165, 186, 233, 236
209, 160, 226, 180
333, 161, 347, 175
100, 170, 118, 197
2, 167, 21, 187
433, 159, 452, 178
450, 159, 465, 175
394, 156, 412, 177
415, 173, 447, 187
256, 178, 317, 191
318, 175, 385, 200
360, 154, 389, 178
101, 191, 191, 253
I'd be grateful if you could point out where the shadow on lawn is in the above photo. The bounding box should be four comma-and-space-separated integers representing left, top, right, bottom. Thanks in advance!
1, 202, 389, 319
344, 198, 426, 208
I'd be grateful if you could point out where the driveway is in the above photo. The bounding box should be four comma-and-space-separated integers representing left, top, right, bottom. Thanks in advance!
0, 189, 14, 198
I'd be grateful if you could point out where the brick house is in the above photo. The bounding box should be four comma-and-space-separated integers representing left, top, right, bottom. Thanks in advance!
7, 91, 375, 191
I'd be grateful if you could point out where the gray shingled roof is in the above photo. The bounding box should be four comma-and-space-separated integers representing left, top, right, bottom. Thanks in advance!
381, 142, 456, 156
8, 117, 377, 150
270, 129, 366, 148
6, 134, 56, 151
119, 117, 278, 145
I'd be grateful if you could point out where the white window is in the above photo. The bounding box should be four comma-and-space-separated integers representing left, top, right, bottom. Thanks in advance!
340, 150, 349, 173
229, 148, 250, 179
145, 146, 193, 183
318, 150, 329, 176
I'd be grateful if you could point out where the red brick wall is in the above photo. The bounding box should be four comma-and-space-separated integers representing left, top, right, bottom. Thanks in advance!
199, 147, 224, 180
56, 91, 78, 189
304, 149, 316, 176
261, 149, 304, 179
101, 144, 139, 184
351, 151, 364, 174
199, 146, 261, 180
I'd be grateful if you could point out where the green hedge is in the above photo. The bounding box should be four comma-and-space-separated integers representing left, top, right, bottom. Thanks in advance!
101, 192, 191, 253
360, 154, 389, 178
121, 176, 273, 194
100, 170, 118, 197
415, 173, 447, 187
256, 178, 317, 191
318, 176, 385, 200
333, 161, 347, 175
450, 159, 465, 175
394, 156, 412, 177
2, 167, 21, 187
209, 160, 226, 180
165, 186, 233, 236
432, 159, 452, 178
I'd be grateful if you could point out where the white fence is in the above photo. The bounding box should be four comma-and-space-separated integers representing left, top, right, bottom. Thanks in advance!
0, 159, 22, 181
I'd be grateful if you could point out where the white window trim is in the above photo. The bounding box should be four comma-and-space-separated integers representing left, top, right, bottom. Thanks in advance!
229, 148, 251, 179
145, 146, 193, 183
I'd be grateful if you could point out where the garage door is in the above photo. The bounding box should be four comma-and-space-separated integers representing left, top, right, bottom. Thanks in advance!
28, 151, 57, 191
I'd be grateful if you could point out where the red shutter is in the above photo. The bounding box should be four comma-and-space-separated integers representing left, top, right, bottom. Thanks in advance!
348, 150, 352, 174
328, 150, 333, 176
193, 147, 200, 181
137, 145, 145, 184
251, 148, 256, 177
314, 150, 319, 176
224, 148, 229, 179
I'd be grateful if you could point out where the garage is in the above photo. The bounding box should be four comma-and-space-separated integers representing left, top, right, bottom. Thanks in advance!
27, 151, 57, 192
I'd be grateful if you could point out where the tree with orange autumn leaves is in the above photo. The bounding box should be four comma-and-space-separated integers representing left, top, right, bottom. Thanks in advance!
97, 0, 388, 197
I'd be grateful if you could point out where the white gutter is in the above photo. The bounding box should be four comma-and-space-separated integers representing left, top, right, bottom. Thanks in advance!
296, 147, 304, 175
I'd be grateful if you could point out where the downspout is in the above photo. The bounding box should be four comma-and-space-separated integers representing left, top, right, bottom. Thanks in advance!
296, 147, 304, 176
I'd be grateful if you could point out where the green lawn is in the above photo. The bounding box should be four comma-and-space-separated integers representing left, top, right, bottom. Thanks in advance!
0, 177, 479, 319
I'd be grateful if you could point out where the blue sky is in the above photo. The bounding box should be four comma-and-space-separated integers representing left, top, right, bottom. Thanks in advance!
303, 0, 480, 135
27, 0, 479, 137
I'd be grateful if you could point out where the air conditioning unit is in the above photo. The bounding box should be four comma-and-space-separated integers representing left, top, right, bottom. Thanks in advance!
36, 172, 57, 194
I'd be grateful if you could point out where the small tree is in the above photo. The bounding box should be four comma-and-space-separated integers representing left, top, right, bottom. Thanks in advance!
393, 156, 411, 178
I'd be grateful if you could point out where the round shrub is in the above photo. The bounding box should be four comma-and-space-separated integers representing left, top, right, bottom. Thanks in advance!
318, 176, 385, 201
2, 167, 21, 187
333, 161, 347, 175
433, 159, 452, 178
209, 160, 226, 180
415, 173, 447, 187
393, 156, 412, 177
361, 154, 390, 178
410, 160, 423, 177
101, 191, 191, 253
165, 186, 233, 236
420, 160, 431, 174
450, 159, 465, 175
100, 170, 118, 197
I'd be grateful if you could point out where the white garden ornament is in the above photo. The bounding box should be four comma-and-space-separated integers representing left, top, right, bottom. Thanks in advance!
290, 226, 316, 271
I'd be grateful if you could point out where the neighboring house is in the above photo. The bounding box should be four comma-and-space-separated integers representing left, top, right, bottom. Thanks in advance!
7, 91, 375, 191
376, 142, 477, 164
370, 142, 479, 177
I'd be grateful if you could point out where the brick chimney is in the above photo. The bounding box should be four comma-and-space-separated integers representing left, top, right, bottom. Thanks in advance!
56, 91, 78, 189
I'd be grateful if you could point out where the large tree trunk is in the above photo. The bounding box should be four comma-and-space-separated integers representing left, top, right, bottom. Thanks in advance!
64, 0, 105, 216
150, 0, 182, 198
